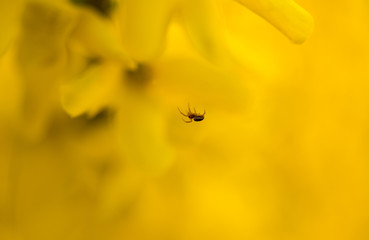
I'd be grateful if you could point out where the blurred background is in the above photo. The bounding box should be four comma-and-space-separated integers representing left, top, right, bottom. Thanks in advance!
1, 0, 369, 239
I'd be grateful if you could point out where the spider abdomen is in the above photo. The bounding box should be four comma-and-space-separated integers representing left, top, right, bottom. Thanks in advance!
193, 116, 204, 121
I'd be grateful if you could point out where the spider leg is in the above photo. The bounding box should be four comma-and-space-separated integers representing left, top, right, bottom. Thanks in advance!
193, 107, 197, 114
203, 109, 206, 115
182, 118, 192, 123
188, 103, 193, 115
177, 107, 188, 117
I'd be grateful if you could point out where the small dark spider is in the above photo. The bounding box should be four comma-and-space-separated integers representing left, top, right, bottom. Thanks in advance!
178, 104, 206, 123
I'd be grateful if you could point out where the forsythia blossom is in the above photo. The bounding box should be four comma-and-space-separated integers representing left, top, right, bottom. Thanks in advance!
9, 1, 369, 240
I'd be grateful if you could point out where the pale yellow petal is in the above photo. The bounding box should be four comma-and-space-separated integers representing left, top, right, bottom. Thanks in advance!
179, 0, 230, 65
119, 0, 178, 62
152, 24, 248, 111
61, 62, 122, 117
0, 48, 22, 129
16, 2, 76, 140
0, 0, 24, 55
153, 57, 248, 112
17, 2, 75, 76
71, 8, 134, 65
116, 92, 174, 175
234, 0, 314, 43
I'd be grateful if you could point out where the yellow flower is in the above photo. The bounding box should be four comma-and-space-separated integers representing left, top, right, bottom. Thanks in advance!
234, 0, 314, 43
119, 0, 313, 62
15, 1, 369, 240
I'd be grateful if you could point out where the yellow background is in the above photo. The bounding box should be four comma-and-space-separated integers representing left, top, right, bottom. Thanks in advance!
1, 0, 369, 239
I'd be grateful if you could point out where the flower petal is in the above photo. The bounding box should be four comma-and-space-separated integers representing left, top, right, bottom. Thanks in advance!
0, 0, 24, 55
118, 0, 178, 62
71, 8, 134, 65
179, 0, 230, 64
152, 24, 248, 111
61, 62, 122, 117
0, 49, 22, 128
116, 92, 174, 175
16, 2, 76, 140
234, 0, 314, 43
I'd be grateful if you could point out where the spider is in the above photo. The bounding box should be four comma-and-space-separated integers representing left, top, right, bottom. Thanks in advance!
178, 104, 206, 123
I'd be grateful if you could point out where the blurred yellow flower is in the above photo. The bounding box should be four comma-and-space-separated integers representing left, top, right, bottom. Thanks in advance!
3, 0, 369, 240
118, 0, 314, 62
